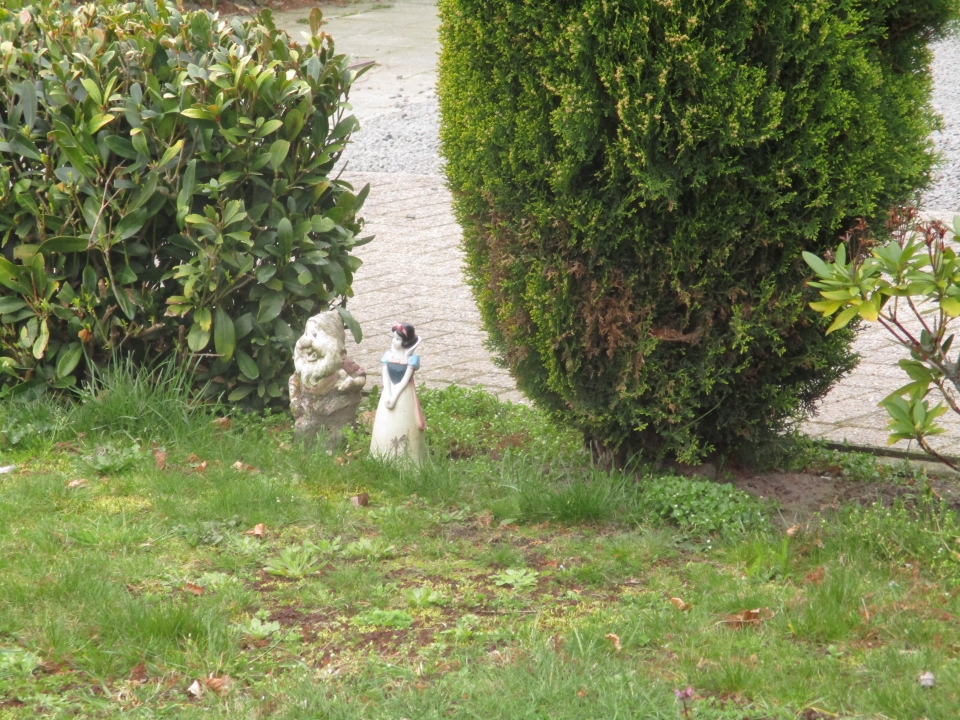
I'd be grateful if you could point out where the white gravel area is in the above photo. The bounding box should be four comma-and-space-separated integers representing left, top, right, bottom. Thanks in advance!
927, 33, 960, 213
341, 94, 443, 176
343, 34, 960, 209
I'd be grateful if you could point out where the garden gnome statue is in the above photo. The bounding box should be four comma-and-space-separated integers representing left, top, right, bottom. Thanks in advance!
369, 322, 426, 464
289, 311, 366, 447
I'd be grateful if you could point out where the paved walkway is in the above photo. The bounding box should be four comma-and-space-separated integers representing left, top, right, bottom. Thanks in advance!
341, 172, 522, 402
277, 1, 960, 455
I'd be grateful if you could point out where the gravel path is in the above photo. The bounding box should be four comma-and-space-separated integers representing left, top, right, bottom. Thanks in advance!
343, 95, 442, 176
927, 34, 960, 213
344, 35, 960, 210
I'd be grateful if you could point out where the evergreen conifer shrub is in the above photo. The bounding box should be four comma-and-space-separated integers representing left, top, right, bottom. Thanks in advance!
438, 0, 959, 463
0, 1, 369, 407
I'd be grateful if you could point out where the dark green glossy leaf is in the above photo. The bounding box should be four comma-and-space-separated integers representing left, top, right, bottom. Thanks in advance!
235, 348, 259, 379
0, 297, 28, 314
214, 306, 236, 361
257, 292, 284, 324
277, 218, 293, 258
104, 135, 139, 160
337, 306, 362, 343
56, 344, 83, 378
268, 139, 290, 171
38, 237, 89, 254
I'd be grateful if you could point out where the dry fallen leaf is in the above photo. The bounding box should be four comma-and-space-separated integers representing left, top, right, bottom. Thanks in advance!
919, 671, 935, 688
670, 597, 692, 611
244, 523, 266, 538
278, 442, 290, 450
232, 461, 257, 473
477, 511, 494, 529
351, 493, 370, 507
66, 479, 88, 489
202, 674, 233, 696
604, 633, 622, 652
153, 450, 167, 471
805, 567, 825, 585
551, 634, 564, 653
129, 662, 148, 684
577, 688, 587, 699
212, 417, 232, 431
185, 454, 208, 473
786, 524, 801, 537
721, 608, 773, 629
187, 679, 204, 698
39, 659, 67, 675
183, 583, 204, 597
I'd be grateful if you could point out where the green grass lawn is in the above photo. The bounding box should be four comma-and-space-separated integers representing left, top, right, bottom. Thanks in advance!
1, 366, 959, 718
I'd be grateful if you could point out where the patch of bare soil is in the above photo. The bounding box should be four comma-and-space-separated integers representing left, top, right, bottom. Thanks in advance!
729, 470, 960, 520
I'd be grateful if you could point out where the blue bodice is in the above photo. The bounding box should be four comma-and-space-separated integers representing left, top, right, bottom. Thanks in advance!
381, 353, 420, 385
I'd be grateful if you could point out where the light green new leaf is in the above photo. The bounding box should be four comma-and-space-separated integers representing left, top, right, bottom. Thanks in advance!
155, 139, 184, 169
194, 307, 212, 332
187, 322, 210, 352
857, 295, 880, 322
826, 305, 859, 334
80, 78, 103, 106
32, 319, 49, 359
181, 107, 216, 121
941, 296, 960, 318
88, 113, 116, 133
809, 299, 842, 315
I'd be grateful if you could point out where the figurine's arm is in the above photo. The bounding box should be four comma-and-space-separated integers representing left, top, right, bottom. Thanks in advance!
381, 363, 393, 404
385, 365, 414, 410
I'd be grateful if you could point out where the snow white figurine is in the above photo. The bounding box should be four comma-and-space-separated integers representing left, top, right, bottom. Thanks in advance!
369, 322, 426, 464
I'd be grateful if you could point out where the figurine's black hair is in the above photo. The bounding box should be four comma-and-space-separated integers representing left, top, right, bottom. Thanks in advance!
391, 322, 419, 349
